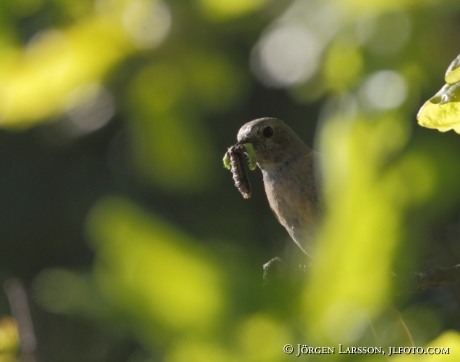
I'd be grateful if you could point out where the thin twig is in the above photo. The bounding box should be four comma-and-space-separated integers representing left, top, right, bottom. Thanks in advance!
4, 278, 38, 362
393, 265, 460, 294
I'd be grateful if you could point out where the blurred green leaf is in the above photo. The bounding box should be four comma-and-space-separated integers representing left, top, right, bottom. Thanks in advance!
0, 0, 176, 128
391, 331, 460, 361
180, 50, 248, 112
198, 0, 269, 20
86, 197, 226, 345
0, 317, 18, 357
126, 48, 248, 191
127, 112, 215, 191
0, 16, 132, 127
323, 42, 363, 92
33, 269, 109, 319
304, 109, 432, 344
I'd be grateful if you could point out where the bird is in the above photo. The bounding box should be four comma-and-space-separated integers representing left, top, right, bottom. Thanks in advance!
235, 117, 320, 257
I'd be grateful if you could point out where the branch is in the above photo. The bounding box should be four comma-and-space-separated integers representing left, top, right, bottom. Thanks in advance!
263, 257, 287, 285
393, 265, 460, 295
262, 258, 460, 294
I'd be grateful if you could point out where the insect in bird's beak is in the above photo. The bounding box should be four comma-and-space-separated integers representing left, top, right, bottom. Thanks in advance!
223, 143, 257, 198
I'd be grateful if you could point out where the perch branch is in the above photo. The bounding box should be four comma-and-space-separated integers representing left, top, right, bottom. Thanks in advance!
393, 264, 460, 294
263, 258, 460, 294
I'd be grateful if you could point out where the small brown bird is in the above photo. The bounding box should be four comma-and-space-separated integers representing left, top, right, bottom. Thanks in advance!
236, 117, 320, 256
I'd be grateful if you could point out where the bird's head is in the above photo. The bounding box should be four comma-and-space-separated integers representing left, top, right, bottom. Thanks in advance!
237, 117, 309, 169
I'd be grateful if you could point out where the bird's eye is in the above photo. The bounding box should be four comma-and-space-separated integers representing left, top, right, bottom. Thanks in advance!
263, 126, 273, 138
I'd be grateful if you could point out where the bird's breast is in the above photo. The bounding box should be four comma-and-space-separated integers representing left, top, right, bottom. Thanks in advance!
261, 152, 318, 253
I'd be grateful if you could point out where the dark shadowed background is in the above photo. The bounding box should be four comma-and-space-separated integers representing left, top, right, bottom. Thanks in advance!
1, 0, 460, 361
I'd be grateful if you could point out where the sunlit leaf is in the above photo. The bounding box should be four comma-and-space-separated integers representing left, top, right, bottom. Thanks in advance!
0, 0, 173, 128
0, 16, 132, 127
445, 53, 460, 84
417, 83, 460, 133
418, 53, 460, 134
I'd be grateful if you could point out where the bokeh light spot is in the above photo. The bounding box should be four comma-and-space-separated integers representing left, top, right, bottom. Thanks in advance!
123, 0, 171, 49
251, 24, 321, 88
65, 83, 115, 135
360, 70, 408, 110
363, 10, 412, 55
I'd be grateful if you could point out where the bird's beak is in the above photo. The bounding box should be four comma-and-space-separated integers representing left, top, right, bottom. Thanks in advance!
236, 138, 258, 146
237, 126, 259, 146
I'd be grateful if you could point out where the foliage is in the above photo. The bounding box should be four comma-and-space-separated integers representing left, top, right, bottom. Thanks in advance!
418, 54, 460, 133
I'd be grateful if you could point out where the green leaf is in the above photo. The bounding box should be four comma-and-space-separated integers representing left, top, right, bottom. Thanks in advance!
417, 82, 460, 133
418, 53, 460, 134
445, 53, 460, 84
86, 197, 226, 341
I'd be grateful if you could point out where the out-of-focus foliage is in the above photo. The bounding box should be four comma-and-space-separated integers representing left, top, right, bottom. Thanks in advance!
125, 50, 247, 190
418, 53, 460, 133
0, 317, 18, 361
87, 197, 225, 337
1, 0, 460, 361
306, 110, 422, 343
0, 3, 131, 126
198, 0, 270, 20
392, 332, 460, 362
